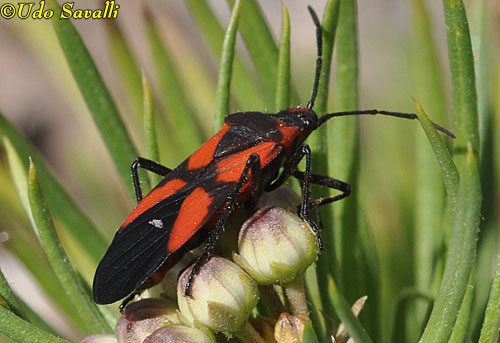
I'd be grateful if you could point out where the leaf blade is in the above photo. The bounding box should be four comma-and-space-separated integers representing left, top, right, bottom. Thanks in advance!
47, 0, 145, 199
27, 162, 111, 335
213, 0, 243, 132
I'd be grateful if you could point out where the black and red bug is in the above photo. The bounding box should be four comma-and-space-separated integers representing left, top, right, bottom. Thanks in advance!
92, 6, 454, 307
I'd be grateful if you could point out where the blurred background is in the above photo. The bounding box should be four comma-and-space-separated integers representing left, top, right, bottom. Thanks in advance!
0, 0, 498, 342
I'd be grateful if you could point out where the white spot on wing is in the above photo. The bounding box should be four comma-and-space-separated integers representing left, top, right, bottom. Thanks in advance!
149, 219, 164, 229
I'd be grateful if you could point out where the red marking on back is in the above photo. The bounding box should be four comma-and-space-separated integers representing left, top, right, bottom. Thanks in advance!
121, 178, 188, 228
187, 124, 231, 170
277, 121, 300, 146
167, 187, 212, 252
215, 141, 279, 183
289, 107, 307, 112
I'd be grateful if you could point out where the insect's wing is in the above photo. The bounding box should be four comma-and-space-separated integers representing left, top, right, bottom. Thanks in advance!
92, 178, 242, 304
92, 184, 195, 304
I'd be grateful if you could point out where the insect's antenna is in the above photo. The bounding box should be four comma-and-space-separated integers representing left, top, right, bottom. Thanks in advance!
307, 6, 322, 111
318, 109, 456, 138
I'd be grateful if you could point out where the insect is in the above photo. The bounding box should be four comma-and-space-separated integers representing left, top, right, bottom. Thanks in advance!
92, 6, 454, 307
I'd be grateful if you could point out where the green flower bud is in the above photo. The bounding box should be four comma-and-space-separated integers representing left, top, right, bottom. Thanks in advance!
115, 298, 179, 343
80, 334, 117, 343
143, 325, 215, 343
177, 257, 259, 333
233, 207, 318, 285
274, 313, 315, 343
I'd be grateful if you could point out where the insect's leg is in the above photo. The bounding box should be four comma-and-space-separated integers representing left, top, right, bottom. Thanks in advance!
131, 157, 172, 203
293, 171, 351, 207
296, 145, 324, 251
184, 153, 261, 296
266, 144, 324, 251
265, 144, 305, 192
119, 294, 136, 313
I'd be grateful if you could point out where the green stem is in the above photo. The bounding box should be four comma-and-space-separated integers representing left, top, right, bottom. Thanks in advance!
284, 278, 308, 316
259, 285, 285, 317
448, 281, 475, 343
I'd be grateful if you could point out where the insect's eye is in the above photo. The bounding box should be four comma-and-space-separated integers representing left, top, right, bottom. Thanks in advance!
300, 113, 311, 125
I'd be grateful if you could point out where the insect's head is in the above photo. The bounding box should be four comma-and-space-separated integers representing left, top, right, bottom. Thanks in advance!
276, 106, 318, 133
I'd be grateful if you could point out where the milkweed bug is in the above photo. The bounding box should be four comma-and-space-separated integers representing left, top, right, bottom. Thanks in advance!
92, 6, 454, 308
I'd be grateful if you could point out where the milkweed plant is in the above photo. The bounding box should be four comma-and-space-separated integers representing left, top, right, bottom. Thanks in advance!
0, 0, 498, 342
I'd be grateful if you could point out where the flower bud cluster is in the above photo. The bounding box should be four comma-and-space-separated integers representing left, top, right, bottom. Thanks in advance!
85, 187, 322, 343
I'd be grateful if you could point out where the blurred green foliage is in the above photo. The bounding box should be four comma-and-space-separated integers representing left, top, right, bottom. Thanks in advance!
0, 0, 498, 342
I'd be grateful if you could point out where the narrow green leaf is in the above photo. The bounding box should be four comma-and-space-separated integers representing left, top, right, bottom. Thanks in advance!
145, 8, 205, 156
414, 103, 459, 211
2, 137, 35, 229
27, 162, 111, 335
470, 0, 497, 335
478, 255, 500, 343
274, 3, 291, 111
46, 0, 144, 200
1, 266, 56, 334
419, 145, 481, 343
227, 0, 301, 107
356, 212, 380, 340
226, 0, 276, 104
308, 0, 341, 176
213, 0, 243, 132
328, 0, 360, 299
107, 21, 143, 116
390, 288, 432, 343
0, 269, 26, 321
3, 136, 85, 323
0, 129, 107, 265
142, 72, 161, 186
313, 0, 340, 115
308, 0, 341, 332
327, 276, 374, 343
409, 0, 449, 312
442, 0, 480, 168
304, 267, 326, 339
185, 0, 266, 110
0, 306, 70, 343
